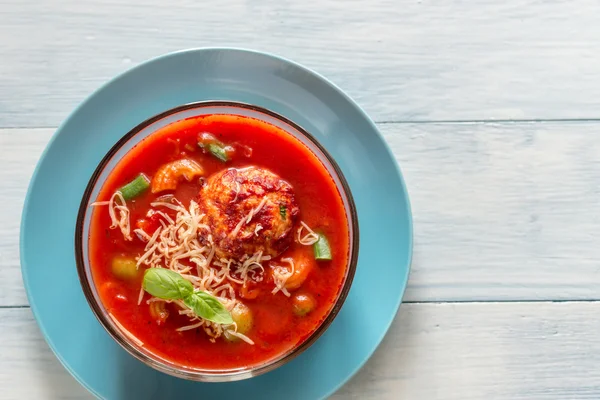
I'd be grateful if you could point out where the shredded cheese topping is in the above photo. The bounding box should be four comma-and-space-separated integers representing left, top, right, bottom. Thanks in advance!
91, 191, 132, 241
135, 198, 277, 342
137, 286, 145, 306
297, 221, 319, 245
231, 181, 241, 203
271, 257, 295, 297
93, 191, 302, 345
230, 197, 268, 238
224, 329, 255, 345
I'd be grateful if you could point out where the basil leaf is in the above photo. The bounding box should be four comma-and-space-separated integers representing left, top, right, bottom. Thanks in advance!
143, 268, 193, 300
184, 291, 234, 325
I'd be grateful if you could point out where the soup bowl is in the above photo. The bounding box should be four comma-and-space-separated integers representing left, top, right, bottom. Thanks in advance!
75, 101, 359, 382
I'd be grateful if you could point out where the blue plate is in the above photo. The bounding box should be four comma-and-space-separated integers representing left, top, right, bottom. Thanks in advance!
21, 48, 412, 399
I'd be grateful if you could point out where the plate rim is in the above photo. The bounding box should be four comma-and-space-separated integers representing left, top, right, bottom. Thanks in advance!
20, 46, 413, 399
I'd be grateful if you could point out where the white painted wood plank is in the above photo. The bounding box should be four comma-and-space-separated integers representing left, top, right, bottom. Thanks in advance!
2, 0, 600, 127
0, 129, 53, 307
3, 122, 600, 305
390, 122, 600, 302
334, 301, 600, 400
2, 302, 600, 399
0, 308, 91, 400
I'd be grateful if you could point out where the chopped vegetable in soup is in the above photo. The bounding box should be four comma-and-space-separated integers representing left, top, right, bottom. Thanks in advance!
89, 114, 350, 370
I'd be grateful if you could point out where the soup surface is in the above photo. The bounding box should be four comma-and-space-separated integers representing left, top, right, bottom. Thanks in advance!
89, 114, 350, 370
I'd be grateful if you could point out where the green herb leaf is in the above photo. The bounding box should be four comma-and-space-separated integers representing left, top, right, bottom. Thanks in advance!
142, 269, 233, 325
279, 205, 287, 220
207, 143, 229, 162
142, 268, 194, 300
313, 233, 333, 261
184, 291, 234, 325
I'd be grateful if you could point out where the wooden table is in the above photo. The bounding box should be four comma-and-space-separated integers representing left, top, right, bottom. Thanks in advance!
2, 1, 600, 398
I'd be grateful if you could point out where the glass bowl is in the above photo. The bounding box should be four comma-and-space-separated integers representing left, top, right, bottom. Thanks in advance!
75, 101, 359, 382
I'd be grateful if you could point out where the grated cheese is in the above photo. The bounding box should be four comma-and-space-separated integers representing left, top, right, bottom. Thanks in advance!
225, 329, 255, 345
297, 221, 319, 245
134, 228, 152, 242
131, 199, 270, 343
246, 197, 268, 224
271, 257, 295, 297
94, 191, 305, 345
231, 181, 241, 203
230, 197, 268, 238
137, 286, 145, 305
91, 191, 132, 241
230, 251, 271, 283
176, 321, 204, 332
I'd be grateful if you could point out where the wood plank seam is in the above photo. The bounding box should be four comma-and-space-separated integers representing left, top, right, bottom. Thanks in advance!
7, 118, 600, 130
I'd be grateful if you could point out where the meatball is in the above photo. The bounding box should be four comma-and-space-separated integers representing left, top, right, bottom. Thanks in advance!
200, 166, 299, 259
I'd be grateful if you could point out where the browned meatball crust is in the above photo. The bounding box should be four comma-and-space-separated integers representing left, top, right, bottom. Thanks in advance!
200, 166, 299, 259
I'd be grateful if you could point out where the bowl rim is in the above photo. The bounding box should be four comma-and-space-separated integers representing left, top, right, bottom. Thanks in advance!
74, 100, 360, 382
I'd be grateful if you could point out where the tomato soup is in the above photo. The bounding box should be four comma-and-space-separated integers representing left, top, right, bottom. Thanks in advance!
88, 114, 350, 370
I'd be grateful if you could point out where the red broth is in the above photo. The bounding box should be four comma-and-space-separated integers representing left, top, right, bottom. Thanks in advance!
89, 114, 350, 370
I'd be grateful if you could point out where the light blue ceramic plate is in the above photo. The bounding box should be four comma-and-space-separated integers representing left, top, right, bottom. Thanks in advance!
21, 48, 412, 399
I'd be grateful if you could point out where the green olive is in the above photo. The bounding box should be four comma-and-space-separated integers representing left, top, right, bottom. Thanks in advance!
226, 302, 253, 341
111, 256, 138, 280
292, 293, 316, 317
